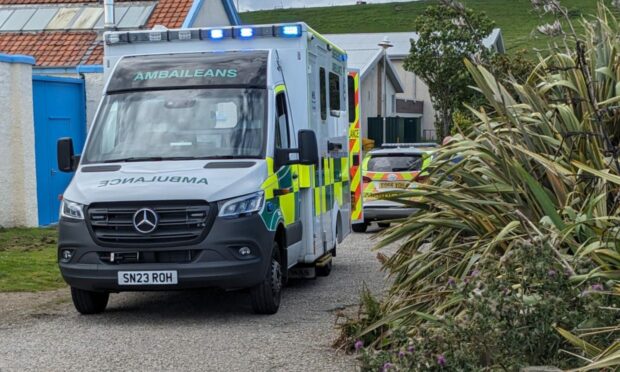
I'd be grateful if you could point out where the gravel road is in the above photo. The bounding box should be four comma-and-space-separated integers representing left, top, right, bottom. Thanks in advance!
0, 228, 391, 372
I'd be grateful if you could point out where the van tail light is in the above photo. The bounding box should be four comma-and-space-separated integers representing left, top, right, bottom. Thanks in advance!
413, 175, 428, 182
363, 176, 372, 184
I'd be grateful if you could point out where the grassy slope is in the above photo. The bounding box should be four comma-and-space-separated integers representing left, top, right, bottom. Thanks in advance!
241, 0, 608, 53
0, 228, 64, 292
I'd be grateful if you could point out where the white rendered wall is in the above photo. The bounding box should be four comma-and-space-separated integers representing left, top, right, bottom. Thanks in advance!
84, 73, 104, 129
193, 0, 232, 27
392, 59, 435, 135
0, 60, 39, 227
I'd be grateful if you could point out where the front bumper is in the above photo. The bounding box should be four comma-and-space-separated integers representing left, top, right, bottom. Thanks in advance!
58, 214, 274, 292
363, 200, 417, 221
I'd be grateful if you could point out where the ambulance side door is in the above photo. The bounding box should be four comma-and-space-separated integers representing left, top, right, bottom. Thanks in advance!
274, 87, 303, 268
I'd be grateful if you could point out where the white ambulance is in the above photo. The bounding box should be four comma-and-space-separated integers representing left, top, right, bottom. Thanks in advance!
56, 23, 359, 314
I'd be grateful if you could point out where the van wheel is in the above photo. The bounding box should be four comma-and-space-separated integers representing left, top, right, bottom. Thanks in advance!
70, 287, 109, 315
251, 242, 282, 314
352, 222, 368, 233
378, 222, 391, 228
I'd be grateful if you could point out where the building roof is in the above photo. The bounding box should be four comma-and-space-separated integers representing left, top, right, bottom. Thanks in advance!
0, 31, 97, 66
326, 28, 505, 60
345, 48, 404, 93
0, 0, 240, 67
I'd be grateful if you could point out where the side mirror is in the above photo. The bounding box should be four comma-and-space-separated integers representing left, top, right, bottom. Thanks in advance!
57, 138, 79, 172
298, 130, 319, 166
274, 148, 299, 168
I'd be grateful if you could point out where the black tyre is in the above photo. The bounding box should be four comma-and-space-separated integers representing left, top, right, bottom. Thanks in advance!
378, 222, 391, 228
316, 259, 332, 277
251, 242, 282, 314
352, 222, 368, 233
70, 287, 109, 315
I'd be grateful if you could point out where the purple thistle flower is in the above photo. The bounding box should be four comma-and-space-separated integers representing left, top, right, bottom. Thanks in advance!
398, 351, 405, 358
437, 354, 447, 367
382, 362, 394, 371
447, 277, 456, 287
470, 269, 480, 277
354, 340, 363, 351
591, 284, 604, 291
407, 345, 415, 353
547, 269, 556, 277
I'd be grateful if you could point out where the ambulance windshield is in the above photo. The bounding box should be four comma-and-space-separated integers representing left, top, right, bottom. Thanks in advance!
82, 88, 266, 164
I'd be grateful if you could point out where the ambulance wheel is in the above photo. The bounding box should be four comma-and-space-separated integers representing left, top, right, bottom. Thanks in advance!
251, 242, 282, 315
71, 287, 109, 315
316, 259, 332, 277
378, 222, 391, 228
352, 222, 368, 233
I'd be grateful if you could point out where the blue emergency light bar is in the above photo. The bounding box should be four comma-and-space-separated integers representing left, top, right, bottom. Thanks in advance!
105, 24, 304, 45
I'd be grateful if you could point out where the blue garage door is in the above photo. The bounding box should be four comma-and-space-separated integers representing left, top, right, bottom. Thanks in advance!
33, 75, 86, 226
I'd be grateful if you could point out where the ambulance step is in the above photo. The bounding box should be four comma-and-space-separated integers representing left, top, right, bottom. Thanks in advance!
315, 253, 333, 277
315, 253, 333, 268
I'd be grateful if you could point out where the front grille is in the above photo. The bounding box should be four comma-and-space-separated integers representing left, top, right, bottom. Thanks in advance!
86, 200, 216, 247
98, 250, 200, 264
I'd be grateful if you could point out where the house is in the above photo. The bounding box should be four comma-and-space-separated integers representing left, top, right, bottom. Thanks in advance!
344, 45, 406, 145
0, 0, 241, 227
0, 0, 241, 125
326, 28, 505, 142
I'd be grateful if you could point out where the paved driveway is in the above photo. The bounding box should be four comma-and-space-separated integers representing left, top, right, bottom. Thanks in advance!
0, 229, 390, 372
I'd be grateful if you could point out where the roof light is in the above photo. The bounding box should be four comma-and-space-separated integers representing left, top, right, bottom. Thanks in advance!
280, 24, 302, 37
148, 32, 162, 42
169, 29, 200, 41
104, 32, 128, 44
239, 27, 253, 38
178, 30, 192, 40
106, 33, 120, 44
209, 29, 224, 39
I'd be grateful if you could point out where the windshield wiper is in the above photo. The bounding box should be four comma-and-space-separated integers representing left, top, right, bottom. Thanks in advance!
102, 155, 259, 163
103, 157, 164, 163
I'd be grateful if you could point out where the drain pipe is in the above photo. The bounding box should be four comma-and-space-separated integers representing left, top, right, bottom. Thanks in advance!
103, 0, 115, 30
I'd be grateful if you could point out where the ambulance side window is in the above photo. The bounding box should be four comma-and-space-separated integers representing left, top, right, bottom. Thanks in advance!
319, 67, 327, 121
275, 92, 290, 149
329, 72, 341, 114
347, 76, 355, 123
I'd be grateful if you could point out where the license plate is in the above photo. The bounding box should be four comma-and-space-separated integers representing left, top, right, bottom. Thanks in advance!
379, 182, 407, 189
117, 271, 178, 285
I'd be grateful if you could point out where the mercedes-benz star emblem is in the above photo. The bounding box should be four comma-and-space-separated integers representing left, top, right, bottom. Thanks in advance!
133, 208, 158, 234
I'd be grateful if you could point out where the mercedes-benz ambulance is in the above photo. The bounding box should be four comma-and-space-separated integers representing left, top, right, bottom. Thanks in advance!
56, 23, 357, 314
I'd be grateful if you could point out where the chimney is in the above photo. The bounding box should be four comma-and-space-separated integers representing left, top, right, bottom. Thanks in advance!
103, 0, 115, 30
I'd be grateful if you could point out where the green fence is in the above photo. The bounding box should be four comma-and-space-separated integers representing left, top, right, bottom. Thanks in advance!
367, 117, 421, 147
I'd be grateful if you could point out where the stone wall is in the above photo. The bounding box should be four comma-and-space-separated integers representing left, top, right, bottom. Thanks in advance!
0, 54, 39, 227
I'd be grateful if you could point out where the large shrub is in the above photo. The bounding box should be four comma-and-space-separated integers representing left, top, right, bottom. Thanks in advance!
338, 2, 620, 370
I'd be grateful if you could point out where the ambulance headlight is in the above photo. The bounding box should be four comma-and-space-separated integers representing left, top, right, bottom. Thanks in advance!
218, 191, 264, 218
60, 199, 85, 220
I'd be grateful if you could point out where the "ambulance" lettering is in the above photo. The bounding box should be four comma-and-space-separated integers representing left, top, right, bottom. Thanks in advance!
98, 176, 208, 187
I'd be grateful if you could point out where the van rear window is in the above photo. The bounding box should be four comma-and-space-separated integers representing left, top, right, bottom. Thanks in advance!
367, 155, 423, 172
107, 51, 268, 93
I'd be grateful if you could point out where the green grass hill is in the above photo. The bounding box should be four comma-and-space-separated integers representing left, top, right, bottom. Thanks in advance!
241, 0, 611, 53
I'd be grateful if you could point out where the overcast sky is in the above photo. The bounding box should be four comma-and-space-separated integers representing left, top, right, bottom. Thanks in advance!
236, 0, 416, 12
